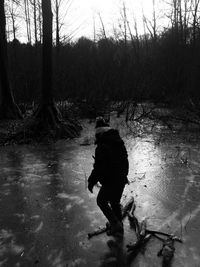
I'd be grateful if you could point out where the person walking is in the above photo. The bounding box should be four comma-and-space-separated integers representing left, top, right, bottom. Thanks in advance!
88, 117, 129, 235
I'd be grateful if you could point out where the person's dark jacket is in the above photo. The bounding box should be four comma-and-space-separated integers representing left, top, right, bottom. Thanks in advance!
88, 129, 129, 188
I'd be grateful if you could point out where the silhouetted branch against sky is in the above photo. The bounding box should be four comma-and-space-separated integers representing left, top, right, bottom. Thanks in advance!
4, 0, 200, 43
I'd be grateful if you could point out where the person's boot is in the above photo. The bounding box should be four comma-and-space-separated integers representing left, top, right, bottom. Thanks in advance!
107, 221, 123, 236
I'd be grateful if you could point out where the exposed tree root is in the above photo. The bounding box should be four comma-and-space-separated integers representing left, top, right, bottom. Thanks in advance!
32, 102, 81, 139
1, 103, 82, 145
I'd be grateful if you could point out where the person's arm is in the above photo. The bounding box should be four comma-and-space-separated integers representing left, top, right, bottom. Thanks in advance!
88, 144, 108, 192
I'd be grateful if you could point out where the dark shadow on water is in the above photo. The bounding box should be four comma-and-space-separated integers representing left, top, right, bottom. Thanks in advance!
100, 233, 127, 267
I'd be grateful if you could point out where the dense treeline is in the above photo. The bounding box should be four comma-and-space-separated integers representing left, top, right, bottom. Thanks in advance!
8, 27, 200, 107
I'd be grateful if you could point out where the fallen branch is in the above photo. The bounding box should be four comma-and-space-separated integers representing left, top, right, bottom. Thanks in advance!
127, 204, 182, 244
122, 196, 135, 219
88, 226, 108, 239
127, 208, 182, 265
146, 229, 182, 243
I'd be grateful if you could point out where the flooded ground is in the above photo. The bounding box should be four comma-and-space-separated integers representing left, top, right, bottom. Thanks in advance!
0, 116, 200, 267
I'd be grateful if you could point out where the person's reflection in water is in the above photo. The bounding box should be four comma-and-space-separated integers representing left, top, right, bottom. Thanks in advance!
100, 233, 126, 267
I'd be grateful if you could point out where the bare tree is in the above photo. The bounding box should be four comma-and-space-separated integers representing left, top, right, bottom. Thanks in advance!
55, 0, 60, 48
37, 0, 42, 43
98, 13, 107, 39
152, 0, 157, 40
192, 0, 200, 44
29, 0, 38, 43
121, 2, 127, 46
142, 0, 157, 41
8, 1, 19, 40
93, 15, 96, 42
52, 0, 74, 51
24, 0, 32, 43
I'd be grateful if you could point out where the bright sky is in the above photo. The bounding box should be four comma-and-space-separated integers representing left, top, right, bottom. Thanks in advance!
62, 0, 169, 40
7, 0, 170, 42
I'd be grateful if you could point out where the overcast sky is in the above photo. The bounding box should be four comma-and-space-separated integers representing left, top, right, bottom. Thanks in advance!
6, 0, 170, 42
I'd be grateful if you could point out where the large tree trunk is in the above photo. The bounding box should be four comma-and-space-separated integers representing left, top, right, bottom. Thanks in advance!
35, 0, 61, 127
33, 0, 81, 139
0, 0, 22, 119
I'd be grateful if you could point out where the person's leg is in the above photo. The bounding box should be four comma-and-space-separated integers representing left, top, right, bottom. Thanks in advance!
97, 186, 118, 224
109, 183, 125, 222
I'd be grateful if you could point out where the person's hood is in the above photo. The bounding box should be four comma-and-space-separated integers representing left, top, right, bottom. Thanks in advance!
95, 128, 123, 145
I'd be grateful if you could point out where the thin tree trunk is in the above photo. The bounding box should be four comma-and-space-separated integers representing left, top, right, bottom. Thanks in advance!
93, 15, 96, 42
98, 13, 107, 39
55, 0, 60, 50
178, 0, 184, 43
122, 2, 127, 47
192, 0, 200, 45
38, 0, 42, 43
10, 2, 16, 40
27, 0, 32, 44
33, 0, 38, 43
152, 0, 157, 41
24, 0, 30, 43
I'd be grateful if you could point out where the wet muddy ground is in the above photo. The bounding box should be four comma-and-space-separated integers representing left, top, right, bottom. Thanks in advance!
0, 117, 200, 267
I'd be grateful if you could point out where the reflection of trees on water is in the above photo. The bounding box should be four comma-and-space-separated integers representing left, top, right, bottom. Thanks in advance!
20, 144, 68, 266
0, 145, 70, 266
0, 149, 34, 267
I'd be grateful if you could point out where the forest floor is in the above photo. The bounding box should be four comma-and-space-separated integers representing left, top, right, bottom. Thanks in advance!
0, 111, 200, 266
